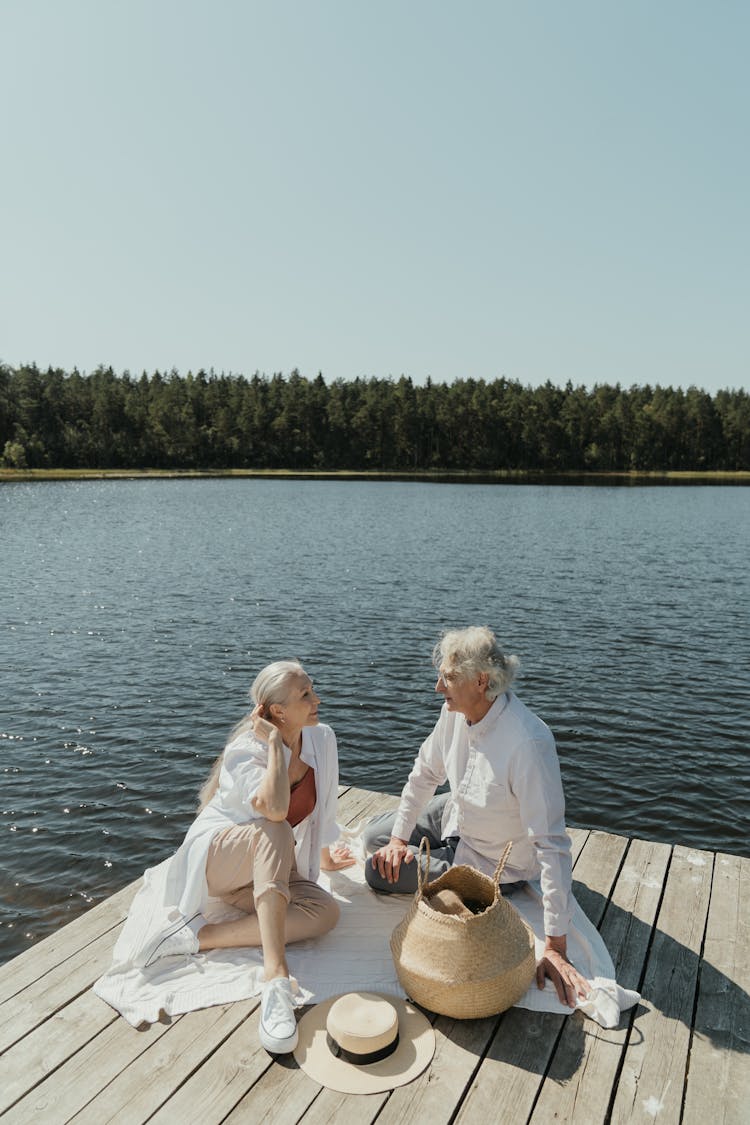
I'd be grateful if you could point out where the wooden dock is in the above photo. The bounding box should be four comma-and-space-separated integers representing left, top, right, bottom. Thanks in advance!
0, 786, 747, 1124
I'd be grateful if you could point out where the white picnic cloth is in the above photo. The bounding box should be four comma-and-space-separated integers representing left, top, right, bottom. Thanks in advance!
93, 836, 639, 1029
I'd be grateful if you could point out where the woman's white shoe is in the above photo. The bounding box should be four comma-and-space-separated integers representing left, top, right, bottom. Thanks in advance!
259, 976, 299, 1054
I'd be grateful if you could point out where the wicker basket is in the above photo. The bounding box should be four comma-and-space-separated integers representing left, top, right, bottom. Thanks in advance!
390, 838, 536, 1019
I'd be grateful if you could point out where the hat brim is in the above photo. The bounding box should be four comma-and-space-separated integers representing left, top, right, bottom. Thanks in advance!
293, 994, 435, 1095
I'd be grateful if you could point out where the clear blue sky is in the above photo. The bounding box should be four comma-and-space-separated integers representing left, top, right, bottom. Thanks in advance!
2, 1, 747, 394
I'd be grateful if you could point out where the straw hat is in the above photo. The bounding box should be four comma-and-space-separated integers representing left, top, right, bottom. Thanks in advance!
293, 991, 435, 1094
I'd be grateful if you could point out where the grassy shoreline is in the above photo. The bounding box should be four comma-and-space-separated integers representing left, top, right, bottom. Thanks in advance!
2, 467, 750, 484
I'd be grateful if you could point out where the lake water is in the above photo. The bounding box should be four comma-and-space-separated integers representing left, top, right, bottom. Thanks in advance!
1, 479, 748, 965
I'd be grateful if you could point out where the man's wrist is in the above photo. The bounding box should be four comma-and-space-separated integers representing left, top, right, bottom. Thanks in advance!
544, 934, 568, 955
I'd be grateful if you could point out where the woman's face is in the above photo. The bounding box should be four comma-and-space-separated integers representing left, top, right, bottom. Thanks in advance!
276, 674, 320, 731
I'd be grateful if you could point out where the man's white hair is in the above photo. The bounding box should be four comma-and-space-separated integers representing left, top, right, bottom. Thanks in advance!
433, 626, 519, 700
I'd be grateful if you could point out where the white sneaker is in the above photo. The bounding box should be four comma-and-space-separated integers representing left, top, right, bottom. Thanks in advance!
259, 977, 299, 1054
139, 915, 200, 968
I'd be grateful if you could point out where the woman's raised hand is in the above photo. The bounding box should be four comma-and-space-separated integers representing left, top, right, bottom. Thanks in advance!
250, 704, 282, 747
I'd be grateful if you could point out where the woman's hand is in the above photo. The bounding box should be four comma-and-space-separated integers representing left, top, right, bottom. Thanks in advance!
536, 935, 590, 1007
320, 844, 356, 871
250, 705, 282, 748
249, 705, 289, 821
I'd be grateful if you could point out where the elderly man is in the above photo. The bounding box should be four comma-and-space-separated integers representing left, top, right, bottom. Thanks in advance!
365, 625, 588, 1006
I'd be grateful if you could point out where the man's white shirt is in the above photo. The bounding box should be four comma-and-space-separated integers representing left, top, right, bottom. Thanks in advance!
391, 692, 573, 935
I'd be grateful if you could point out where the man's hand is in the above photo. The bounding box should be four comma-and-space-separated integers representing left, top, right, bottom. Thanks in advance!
370, 837, 413, 883
536, 935, 589, 1007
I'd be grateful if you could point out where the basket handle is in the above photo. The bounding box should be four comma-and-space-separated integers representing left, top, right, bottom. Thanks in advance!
492, 841, 513, 891
417, 836, 431, 896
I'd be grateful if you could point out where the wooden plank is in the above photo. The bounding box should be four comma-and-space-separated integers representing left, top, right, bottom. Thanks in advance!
222, 1053, 326, 1124
294, 1085, 385, 1125
69, 999, 259, 1125
682, 851, 750, 1125
0, 990, 118, 1116
372, 1012, 499, 1125
2, 1017, 173, 1125
145, 1005, 276, 1124
609, 844, 714, 1124
529, 837, 672, 1124
453, 1007, 566, 1125
336, 786, 399, 830
570, 829, 629, 920
0, 926, 126, 1054
568, 826, 590, 864
454, 828, 629, 1123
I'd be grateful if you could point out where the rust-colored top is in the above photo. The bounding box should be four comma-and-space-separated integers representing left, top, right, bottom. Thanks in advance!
286, 766, 317, 828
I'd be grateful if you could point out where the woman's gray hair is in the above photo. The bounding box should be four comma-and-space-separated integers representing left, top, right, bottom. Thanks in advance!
197, 660, 306, 810
250, 660, 306, 710
433, 626, 519, 701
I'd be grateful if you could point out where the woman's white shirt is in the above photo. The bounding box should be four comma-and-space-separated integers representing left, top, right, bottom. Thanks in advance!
176, 722, 341, 917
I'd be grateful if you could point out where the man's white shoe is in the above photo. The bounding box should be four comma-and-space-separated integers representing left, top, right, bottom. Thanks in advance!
139, 916, 200, 968
259, 976, 299, 1054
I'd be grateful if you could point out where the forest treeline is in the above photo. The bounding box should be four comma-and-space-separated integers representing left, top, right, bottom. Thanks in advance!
1, 363, 748, 472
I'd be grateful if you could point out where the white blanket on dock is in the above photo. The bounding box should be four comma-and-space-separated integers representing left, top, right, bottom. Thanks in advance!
94, 844, 639, 1030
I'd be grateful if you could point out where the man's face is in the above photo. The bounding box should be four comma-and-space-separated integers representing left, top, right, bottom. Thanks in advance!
435, 664, 488, 719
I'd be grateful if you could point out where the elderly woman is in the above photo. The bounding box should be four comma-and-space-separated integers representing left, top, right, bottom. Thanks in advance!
126, 660, 353, 1054
365, 626, 588, 1007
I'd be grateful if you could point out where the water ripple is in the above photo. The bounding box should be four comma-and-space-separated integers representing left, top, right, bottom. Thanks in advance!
1, 479, 748, 963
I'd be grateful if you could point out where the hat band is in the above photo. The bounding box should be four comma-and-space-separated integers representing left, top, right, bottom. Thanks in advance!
326, 1031, 400, 1066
